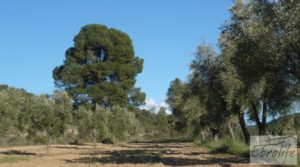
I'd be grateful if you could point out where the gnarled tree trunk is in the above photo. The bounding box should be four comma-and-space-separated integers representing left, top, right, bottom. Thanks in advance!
233, 104, 249, 144
251, 101, 268, 135
238, 112, 250, 144
261, 101, 267, 135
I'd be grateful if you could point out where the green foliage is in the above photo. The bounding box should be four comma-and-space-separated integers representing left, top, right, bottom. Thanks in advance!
0, 156, 29, 164
166, 0, 300, 144
133, 109, 157, 135
75, 105, 145, 144
108, 106, 139, 141
155, 107, 171, 137
131, 108, 179, 141
0, 86, 37, 145
76, 106, 109, 145
194, 43, 231, 131
196, 139, 249, 157
32, 91, 72, 140
0, 85, 177, 146
167, 42, 234, 140
0, 87, 32, 135
28, 91, 73, 154
166, 78, 203, 134
53, 24, 145, 108
220, 0, 300, 136
0, 86, 74, 152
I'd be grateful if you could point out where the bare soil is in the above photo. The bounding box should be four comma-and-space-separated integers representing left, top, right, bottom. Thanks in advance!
0, 142, 258, 167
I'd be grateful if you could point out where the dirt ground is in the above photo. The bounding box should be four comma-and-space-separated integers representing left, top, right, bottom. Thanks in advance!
0, 142, 263, 167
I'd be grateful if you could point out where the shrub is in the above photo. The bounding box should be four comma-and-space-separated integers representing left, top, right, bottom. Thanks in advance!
196, 139, 249, 157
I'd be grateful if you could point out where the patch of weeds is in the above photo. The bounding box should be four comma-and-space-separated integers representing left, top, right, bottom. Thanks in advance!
0, 156, 29, 163
195, 139, 249, 157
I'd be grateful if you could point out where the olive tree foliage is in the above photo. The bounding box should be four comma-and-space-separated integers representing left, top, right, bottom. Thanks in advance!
166, 78, 205, 137
165, 0, 300, 143
166, 78, 190, 132
0, 87, 73, 152
132, 108, 174, 140
216, 46, 252, 143
155, 107, 171, 137
108, 106, 139, 143
0, 86, 50, 146
76, 105, 139, 146
219, 0, 300, 137
166, 75, 215, 139
167, 42, 250, 142
31, 91, 72, 154
0, 86, 31, 137
76, 106, 109, 148
53, 24, 145, 109
189, 43, 234, 141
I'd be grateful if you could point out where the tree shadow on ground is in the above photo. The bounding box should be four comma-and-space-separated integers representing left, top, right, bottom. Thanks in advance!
65, 149, 161, 164
81, 149, 162, 156
52, 146, 89, 150
64, 149, 249, 166
120, 143, 189, 149
130, 139, 193, 144
0, 150, 36, 156
161, 157, 249, 166
162, 150, 212, 156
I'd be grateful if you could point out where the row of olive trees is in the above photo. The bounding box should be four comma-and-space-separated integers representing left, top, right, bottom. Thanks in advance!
0, 86, 72, 154
75, 105, 140, 148
167, 0, 300, 144
0, 85, 176, 152
0, 86, 142, 154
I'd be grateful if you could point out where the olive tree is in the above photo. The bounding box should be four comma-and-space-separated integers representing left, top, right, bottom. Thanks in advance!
76, 106, 109, 148
32, 91, 72, 155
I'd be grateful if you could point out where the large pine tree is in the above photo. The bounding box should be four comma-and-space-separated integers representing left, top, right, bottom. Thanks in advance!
53, 24, 145, 109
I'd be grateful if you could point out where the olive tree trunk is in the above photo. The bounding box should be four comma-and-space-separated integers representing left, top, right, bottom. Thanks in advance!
227, 123, 235, 140
46, 135, 52, 155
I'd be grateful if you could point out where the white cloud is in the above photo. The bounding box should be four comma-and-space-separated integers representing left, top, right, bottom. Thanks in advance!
139, 98, 171, 114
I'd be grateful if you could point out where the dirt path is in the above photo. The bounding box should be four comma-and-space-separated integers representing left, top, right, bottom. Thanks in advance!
0, 142, 253, 167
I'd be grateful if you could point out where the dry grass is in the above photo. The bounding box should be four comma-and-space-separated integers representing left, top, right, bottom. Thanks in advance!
0, 142, 258, 167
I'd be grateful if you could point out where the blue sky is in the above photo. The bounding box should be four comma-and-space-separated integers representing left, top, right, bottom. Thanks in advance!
0, 0, 232, 109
